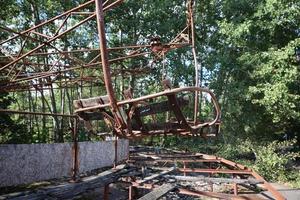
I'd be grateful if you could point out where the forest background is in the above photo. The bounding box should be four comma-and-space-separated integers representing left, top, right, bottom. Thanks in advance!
0, 0, 299, 186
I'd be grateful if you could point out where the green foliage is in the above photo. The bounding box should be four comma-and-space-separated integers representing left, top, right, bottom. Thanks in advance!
0, 89, 31, 144
216, 138, 300, 183
201, 0, 300, 141
252, 139, 299, 182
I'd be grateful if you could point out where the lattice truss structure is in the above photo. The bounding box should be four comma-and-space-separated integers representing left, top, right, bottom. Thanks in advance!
0, 0, 220, 138
0, 0, 151, 92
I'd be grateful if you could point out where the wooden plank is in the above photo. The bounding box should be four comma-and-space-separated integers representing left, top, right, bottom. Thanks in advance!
1, 165, 131, 200
136, 96, 189, 117
137, 167, 175, 184
73, 95, 109, 109
75, 96, 188, 121
137, 184, 176, 200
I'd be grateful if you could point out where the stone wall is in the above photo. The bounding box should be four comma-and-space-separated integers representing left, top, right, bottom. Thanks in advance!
0, 139, 129, 187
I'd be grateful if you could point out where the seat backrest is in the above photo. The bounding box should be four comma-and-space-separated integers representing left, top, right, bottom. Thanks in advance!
73, 95, 109, 109
73, 95, 110, 121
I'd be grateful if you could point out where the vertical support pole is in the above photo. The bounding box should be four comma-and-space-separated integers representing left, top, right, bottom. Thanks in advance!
233, 183, 238, 195
95, 0, 125, 129
104, 184, 110, 200
189, 0, 201, 125
183, 161, 186, 176
208, 167, 213, 192
233, 174, 238, 195
128, 185, 133, 200
209, 182, 213, 192
72, 117, 79, 181
114, 135, 118, 168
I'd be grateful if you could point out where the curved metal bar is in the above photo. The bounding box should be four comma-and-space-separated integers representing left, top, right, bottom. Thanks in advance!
75, 86, 221, 135
75, 87, 220, 116
95, 0, 126, 129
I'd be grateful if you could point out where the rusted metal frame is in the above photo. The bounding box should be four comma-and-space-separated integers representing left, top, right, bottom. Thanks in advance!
3, 55, 148, 86
178, 188, 249, 200
0, 14, 96, 72
195, 153, 247, 170
251, 171, 285, 200
0, 1, 122, 72
71, 117, 79, 181
109, 51, 148, 64
4, 47, 149, 88
167, 93, 193, 133
10, 74, 103, 84
103, 0, 111, 7
177, 168, 253, 175
5, 72, 61, 85
3, 61, 74, 69
102, 0, 124, 11
103, 184, 110, 200
129, 149, 285, 200
130, 159, 221, 164
127, 99, 159, 136
95, 0, 126, 130
10, 64, 25, 81
30, 30, 51, 39
0, 14, 95, 71
86, 50, 148, 81
10, 64, 148, 85
84, 52, 148, 67
130, 153, 203, 160
166, 175, 263, 185
1, 75, 104, 91
189, 0, 201, 125
128, 185, 133, 200
0, 45, 151, 57
74, 87, 220, 117
233, 182, 238, 195
74, 87, 221, 130
0, 0, 95, 46
3, 51, 148, 78
112, 125, 201, 138
153, 26, 190, 59
11, 53, 66, 83
169, 26, 189, 44
0, 43, 17, 62
70, 11, 95, 15
0, 26, 88, 70
7, 37, 29, 78
54, 13, 71, 36
1, 42, 175, 58
124, 130, 191, 138
135, 150, 284, 199
5, 64, 84, 83
85, 53, 104, 81
0, 109, 77, 118
2, 48, 147, 88
1, 84, 103, 92
114, 135, 118, 168
76, 87, 217, 112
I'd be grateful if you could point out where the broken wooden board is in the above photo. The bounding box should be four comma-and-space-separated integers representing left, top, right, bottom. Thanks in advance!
136, 167, 175, 184
137, 184, 176, 200
1, 165, 132, 200
74, 96, 189, 121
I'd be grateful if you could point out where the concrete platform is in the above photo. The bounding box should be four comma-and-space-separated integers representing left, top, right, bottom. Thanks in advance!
260, 183, 300, 200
